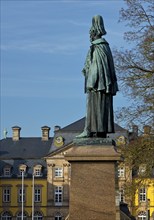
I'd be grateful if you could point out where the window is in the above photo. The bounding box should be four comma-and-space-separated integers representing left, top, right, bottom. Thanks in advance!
139, 188, 146, 202
118, 167, 125, 177
138, 211, 146, 220
18, 188, 25, 203
19, 169, 25, 176
55, 212, 62, 220
55, 167, 63, 177
34, 169, 41, 176
34, 165, 42, 177
3, 187, 10, 202
4, 167, 11, 177
34, 211, 43, 220
1, 211, 12, 220
19, 164, 27, 176
34, 188, 41, 202
119, 188, 125, 203
55, 186, 63, 205
16, 211, 27, 220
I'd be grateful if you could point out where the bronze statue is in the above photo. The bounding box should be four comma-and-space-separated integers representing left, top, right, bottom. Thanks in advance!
77, 15, 118, 138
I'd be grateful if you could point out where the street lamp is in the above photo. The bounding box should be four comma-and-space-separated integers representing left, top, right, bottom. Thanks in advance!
32, 172, 35, 220
21, 170, 24, 220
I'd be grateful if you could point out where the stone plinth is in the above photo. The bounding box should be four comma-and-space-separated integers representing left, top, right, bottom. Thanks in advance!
64, 138, 121, 220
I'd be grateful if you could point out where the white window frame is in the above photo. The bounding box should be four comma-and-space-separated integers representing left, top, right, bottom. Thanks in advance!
54, 186, 63, 206
16, 211, 27, 220
55, 212, 62, 220
3, 187, 11, 202
118, 167, 125, 178
34, 188, 41, 202
4, 167, 11, 177
138, 211, 146, 220
34, 168, 41, 177
55, 167, 63, 178
33, 165, 42, 177
18, 188, 25, 203
139, 187, 146, 202
1, 211, 12, 220
19, 164, 27, 176
34, 211, 43, 220
119, 188, 125, 203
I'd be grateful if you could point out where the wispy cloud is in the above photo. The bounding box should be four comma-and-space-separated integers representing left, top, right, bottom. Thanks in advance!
1, 36, 88, 54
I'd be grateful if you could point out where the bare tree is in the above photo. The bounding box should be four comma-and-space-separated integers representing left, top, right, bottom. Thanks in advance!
114, 0, 154, 130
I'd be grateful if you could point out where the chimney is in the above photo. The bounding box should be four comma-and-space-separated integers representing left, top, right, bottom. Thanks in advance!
132, 125, 138, 137
54, 125, 61, 132
41, 126, 50, 141
12, 126, 21, 141
143, 125, 151, 136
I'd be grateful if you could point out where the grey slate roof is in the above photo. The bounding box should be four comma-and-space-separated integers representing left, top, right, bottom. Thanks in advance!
0, 137, 52, 159
0, 137, 52, 178
58, 117, 127, 132
0, 159, 47, 178
48, 117, 128, 155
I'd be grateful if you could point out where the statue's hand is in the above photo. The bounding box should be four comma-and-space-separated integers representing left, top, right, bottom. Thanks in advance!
87, 87, 97, 92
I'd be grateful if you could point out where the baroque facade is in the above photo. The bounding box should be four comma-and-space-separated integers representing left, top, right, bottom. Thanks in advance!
0, 118, 154, 220
0, 126, 52, 220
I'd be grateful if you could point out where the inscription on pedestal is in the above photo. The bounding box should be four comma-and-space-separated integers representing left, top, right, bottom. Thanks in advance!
73, 137, 115, 146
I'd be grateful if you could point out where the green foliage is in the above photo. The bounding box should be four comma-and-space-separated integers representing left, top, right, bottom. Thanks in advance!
118, 134, 154, 203
114, 0, 154, 128
119, 135, 154, 177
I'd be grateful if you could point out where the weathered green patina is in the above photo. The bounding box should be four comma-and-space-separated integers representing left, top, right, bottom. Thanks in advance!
77, 15, 118, 138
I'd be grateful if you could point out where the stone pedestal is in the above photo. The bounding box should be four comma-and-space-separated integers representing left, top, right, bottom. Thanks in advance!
64, 138, 121, 220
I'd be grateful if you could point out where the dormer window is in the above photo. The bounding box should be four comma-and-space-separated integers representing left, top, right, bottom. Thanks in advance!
19, 164, 27, 176
34, 165, 42, 177
3, 167, 11, 177
118, 166, 125, 178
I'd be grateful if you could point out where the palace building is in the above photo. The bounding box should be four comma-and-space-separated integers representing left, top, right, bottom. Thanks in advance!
0, 126, 52, 220
0, 118, 153, 220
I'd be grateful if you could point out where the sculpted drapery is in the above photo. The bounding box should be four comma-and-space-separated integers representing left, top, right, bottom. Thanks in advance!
77, 15, 118, 138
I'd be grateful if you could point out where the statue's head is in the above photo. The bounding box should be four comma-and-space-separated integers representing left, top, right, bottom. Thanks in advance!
89, 15, 106, 41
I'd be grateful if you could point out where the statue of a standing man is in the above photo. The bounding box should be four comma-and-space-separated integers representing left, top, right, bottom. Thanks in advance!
77, 15, 118, 138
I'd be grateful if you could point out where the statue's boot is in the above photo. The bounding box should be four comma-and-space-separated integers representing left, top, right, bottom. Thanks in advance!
76, 130, 91, 138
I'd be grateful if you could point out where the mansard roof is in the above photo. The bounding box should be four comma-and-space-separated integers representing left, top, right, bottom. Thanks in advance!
57, 117, 127, 133
0, 137, 52, 159
0, 159, 47, 178
48, 117, 128, 155
0, 137, 52, 178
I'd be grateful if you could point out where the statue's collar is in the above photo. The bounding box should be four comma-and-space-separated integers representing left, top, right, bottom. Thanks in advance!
91, 38, 108, 45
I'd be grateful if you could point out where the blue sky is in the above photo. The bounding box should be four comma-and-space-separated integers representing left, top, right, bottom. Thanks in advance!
1, 0, 129, 139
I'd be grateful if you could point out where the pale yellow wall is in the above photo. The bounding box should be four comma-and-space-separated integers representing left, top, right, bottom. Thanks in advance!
132, 179, 154, 218
0, 178, 47, 217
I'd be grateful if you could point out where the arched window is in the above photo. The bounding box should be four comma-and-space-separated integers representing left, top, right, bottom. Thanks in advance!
55, 212, 62, 220
34, 211, 43, 220
138, 211, 146, 220
1, 211, 12, 220
16, 211, 27, 220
